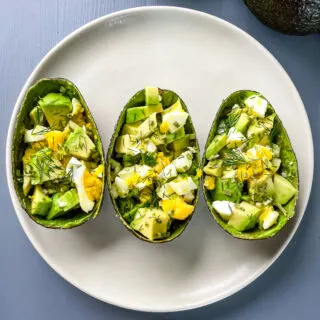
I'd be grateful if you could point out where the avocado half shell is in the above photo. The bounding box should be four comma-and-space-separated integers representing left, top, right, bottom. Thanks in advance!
12, 78, 105, 229
107, 88, 201, 243
245, 0, 320, 35
202, 90, 299, 240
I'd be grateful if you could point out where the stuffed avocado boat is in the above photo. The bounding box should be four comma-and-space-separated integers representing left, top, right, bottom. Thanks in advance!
202, 90, 298, 239
12, 78, 105, 228
107, 87, 201, 242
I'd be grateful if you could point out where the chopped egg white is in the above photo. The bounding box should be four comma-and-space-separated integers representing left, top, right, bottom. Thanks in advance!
172, 151, 193, 173
169, 177, 197, 196
117, 165, 153, 191
115, 177, 129, 197
159, 163, 178, 180
118, 166, 136, 180
66, 157, 95, 213
146, 141, 157, 153
261, 210, 279, 230
135, 165, 154, 190
245, 95, 268, 118
184, 191, 195, 203
24, 125, 48, 143
222, 170, 237, 179
212, 200, 235, 221
162, 111, 189, 133
227, 127, 246, 148
157, 183, 175, 199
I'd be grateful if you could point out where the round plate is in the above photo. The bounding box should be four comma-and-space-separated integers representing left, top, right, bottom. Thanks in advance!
6, 7, 313, 312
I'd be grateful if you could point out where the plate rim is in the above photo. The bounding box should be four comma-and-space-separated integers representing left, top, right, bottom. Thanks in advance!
6, 6, 314, 312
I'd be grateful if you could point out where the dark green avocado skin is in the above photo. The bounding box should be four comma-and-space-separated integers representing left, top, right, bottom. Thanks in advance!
245, 0, 320, 35
202, 90, 299, 240
12, 78, 105, 229
106, 88, 200, 243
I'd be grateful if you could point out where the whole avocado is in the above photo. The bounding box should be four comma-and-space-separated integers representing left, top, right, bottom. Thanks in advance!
245, 0, 320, 35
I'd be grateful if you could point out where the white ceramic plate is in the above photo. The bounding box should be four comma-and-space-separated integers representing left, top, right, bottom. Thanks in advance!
6, 7, 313, 312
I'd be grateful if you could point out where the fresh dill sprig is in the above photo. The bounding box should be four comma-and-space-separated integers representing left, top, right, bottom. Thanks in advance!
223, 149, 248, 166
225, 111, 240, 129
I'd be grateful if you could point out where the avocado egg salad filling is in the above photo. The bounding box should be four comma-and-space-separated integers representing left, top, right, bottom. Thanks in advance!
12, 78, 105, 228
203, 90, 298, 239
107, 87, 200, 242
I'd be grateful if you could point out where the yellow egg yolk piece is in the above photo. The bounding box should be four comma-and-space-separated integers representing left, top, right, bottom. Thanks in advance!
124, 172, 140, 188
45, 131, 66, 152
160, 122, 169, 134
252, 159, 264, 175
30, 140, 47, 151
204, 176, 215, 190
196, 168, 202, 178
22, 148, 36, 165
83, 169, 103, 201
161, 197, 194, 220
154, 152, 171, 174
246, 145, 272, 161
237, 164, 254, 182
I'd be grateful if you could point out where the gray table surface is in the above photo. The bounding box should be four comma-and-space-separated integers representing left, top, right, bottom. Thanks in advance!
1, 0, 319, 319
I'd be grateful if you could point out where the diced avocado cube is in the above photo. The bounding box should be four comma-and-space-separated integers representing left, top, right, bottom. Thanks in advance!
213, 178, 242, 203
31, 186, 52, 216
47, 189, 79, 220
64, 127, 96, 160
171, 134, 195, 151
29, 148, 65, 185
150, 131, 166, 146
39, 93, 72, 130
67, 120, 81, 131
166, 127, 185, 144
122, 121, 142, 135
122, 154, 136, 167
205, 134, 227, 160
145, 86, 160, 105
29, 106, 44, 125
273, 173, 297, 205
130, 208, 170, 241
247, 115, 275, 147
137, 113, 158, 138
235, 113, 250, 133
248, 173, 274, 202
228, 201, 262, 231
115, 134, 140, 155
122, 113, 157, 138
204, 159, 223, 177
126, 105, 163, 123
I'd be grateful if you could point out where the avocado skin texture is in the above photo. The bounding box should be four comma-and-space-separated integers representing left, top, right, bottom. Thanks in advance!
12, 78, 105, 229
245, 0, 320, 35
107, 88, 200, 243
202, 90, 299, 240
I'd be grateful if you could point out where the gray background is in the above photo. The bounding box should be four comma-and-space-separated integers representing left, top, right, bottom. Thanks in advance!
1, 0, 319, 319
